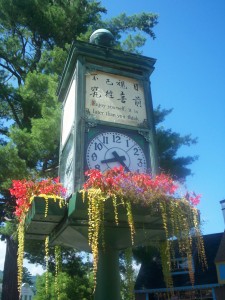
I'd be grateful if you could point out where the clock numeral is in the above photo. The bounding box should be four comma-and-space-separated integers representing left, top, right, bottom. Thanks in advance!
112, 134, 121, 143
103, 136, 109, 144
86, 131, 147, 173
94, 142, 103, 151
91, 153, 97, 161
137, 158, 143, 167
133, 147, 139, 156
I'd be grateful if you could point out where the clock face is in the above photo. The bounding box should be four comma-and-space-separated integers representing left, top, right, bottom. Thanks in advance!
86, 132, 147, 173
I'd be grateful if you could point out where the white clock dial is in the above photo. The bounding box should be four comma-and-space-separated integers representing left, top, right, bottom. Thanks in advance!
86, 132, 147, 173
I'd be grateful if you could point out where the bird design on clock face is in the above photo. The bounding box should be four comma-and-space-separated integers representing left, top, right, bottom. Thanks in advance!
86, 132, 147, 173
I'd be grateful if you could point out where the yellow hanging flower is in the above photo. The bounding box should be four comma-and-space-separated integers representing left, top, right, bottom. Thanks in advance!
82, 167, 206, 290
10, 177, 66, 294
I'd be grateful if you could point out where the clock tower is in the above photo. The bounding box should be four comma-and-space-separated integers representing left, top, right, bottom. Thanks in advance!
58, 29, 158, 198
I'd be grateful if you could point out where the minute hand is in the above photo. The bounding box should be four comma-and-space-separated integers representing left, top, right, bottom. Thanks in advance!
112, 151, 130, 172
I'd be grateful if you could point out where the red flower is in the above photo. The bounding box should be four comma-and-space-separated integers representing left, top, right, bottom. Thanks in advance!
83, 167, 200, 206
9, 178, 66, 221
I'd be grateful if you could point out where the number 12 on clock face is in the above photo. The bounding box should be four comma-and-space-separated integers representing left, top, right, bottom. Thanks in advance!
86, 131, 148, 173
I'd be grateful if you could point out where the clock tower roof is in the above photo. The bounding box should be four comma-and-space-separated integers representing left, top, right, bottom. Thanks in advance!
57, 40, 156, 101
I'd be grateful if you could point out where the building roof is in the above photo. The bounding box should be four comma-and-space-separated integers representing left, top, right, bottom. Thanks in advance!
135, 232, 224, 290
215, 231, 225, 263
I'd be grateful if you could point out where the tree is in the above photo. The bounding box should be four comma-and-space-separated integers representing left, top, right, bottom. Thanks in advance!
22, 267, 33, 286
154, 106, 198, 179
0, 222, 19, 300
34, 272, 94, 300
0, 1, 197, 299
120, 249, 136, 300
24, 242, 92, 278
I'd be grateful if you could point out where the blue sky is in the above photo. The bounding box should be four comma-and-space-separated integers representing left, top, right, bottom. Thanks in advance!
101, 0, 225, 234
1, 0, 225, 274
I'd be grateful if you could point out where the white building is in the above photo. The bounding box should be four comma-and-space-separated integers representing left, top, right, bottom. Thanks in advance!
20, 283, 34, 300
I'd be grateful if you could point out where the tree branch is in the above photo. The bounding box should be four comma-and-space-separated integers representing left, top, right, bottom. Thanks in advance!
0, 61, 22, 86
0, 128, 9, 136
5, 96, 23, 128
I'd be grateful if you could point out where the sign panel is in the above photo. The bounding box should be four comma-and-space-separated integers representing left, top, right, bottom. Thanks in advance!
59, 134, 74, 198
61, 76, 76, 148
85, 70, 147, 127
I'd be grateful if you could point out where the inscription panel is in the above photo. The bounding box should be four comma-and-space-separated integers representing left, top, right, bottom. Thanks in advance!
85, 71, 147, 127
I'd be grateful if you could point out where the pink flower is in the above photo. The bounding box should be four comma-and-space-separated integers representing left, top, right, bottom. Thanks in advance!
185, 192, 201, 206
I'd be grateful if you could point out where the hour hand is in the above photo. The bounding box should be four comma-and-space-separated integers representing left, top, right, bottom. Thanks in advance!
112, 151, 130, 172
101, 156, 126, 164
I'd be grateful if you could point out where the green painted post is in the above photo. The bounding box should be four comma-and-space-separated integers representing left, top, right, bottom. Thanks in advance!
94, 246, 121, 300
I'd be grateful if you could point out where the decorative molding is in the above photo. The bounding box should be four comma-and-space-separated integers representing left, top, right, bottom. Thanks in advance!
138, 129, 151, 142
137, 119, 149, 129
84, 109, 97, 131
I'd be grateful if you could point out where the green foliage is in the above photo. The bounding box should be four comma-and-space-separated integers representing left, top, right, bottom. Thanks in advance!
104, 12, 158, 39
157, 127, 198, 179
0, 0, 106, 48
37, 46, 69, 75
0, 144, 28, 191
154, 106, 198, 179
120, 249, 136, 300
34, 272, 93, 300
17, 72, 59, 128
0, 71, 61, 193
120, 34, 147, 54
24, 242, 92, 278
102, 12, 158, 53
8, 72, 61, 171
22, 267, 33, 286
0, 221, 17, 238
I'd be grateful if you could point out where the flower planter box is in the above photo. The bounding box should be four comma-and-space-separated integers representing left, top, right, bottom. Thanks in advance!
49, 192, 167, 250
25, 197, 67, 240
68, 192, 165, 227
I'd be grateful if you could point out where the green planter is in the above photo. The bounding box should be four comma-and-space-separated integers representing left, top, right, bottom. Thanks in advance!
25, 197, 67, 240
50, 192, 166, 250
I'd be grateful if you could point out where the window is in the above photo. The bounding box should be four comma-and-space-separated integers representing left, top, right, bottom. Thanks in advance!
171, 257, 194, 275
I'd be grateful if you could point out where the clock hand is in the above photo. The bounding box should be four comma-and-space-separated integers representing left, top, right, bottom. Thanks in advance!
112, 151, 130, 172
101, 156, 126, 164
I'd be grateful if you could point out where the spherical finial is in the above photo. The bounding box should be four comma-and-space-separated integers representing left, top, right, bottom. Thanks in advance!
89, 29, 114, 47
